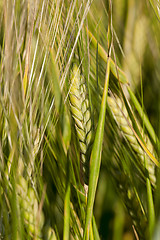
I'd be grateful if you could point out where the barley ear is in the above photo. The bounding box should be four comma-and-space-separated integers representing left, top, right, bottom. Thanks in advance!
113, 169, 148, 239
107, 95, 156, 187
69, 64, 92, 185
16, 175, 44, 239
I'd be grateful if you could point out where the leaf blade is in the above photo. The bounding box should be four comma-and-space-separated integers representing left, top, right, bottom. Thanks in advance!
83, 57, 111, 239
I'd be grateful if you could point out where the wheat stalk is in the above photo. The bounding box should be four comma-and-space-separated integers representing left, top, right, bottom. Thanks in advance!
107, 95, 156, 187
69, 64, 92, 186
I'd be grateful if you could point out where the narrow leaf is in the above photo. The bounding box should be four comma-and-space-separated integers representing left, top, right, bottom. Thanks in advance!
86, 27, 128, 84
146, 178, 155, 239
128, 119, 160, 168
63, 165, 71, 240
83, 57, 111, 239
23, 68, 28, 98
148, 0, 160, 21
49, 49, 61, 113
92, 216, 101, 240
128, 86, 159, 146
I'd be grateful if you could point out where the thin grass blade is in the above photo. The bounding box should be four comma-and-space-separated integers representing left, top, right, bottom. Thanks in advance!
83, 57, 111, 239
63, 159, 71, 240
147, 177, 155, 239
92, 216, 101, 240
86, 27, 128, 84
148, 0, 160, 21
128, 86, 159, 146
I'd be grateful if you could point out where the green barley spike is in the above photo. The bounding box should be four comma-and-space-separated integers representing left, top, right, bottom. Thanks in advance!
69, 64, 92, 185
112, 168, 148, 239
16, 175, 44, 239
108, 95, 156, 187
